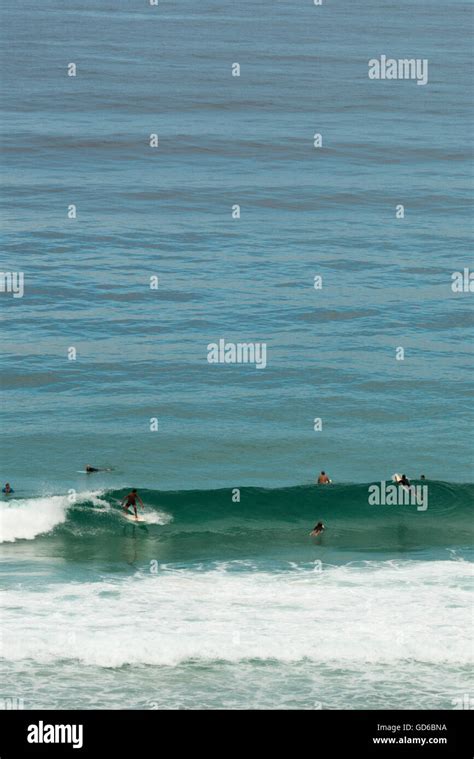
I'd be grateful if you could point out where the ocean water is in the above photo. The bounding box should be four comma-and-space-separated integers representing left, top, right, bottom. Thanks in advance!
1, 0, 473, 710
1, 485, 473, 709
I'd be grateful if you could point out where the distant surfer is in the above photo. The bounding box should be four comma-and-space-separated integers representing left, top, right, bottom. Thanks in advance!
317, 471, 331, 485
398, 474, 411, 488
85, 465, 113, 473
121, 489, 144, 520
310, 522, 325, 537
2, 483, 14, 494
420, 474, 426, 480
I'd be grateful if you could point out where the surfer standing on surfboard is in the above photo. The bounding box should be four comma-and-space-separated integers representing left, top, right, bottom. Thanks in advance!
121, 489, 144, 520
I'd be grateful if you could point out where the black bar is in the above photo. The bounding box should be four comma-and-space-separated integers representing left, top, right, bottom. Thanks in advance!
0, 710, 471, 757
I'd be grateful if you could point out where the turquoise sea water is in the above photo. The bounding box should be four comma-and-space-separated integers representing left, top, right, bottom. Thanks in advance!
1, 1, 473, 709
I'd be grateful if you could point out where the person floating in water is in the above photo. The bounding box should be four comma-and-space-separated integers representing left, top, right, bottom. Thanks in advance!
420, 474, 426, 480
2, 483, 14, 494
121, 489, 144, 520
310, 522, 325, 537
317, 471, 331, 484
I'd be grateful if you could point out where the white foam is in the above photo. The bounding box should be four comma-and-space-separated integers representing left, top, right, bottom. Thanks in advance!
141, 510, 172, 525
1, 560, 472, 668
0, 491, 109, 543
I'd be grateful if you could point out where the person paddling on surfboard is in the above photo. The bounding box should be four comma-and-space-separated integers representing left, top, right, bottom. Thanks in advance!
310, 521, 325, 537
2, 483, 14, 494
121, 489, 144, 520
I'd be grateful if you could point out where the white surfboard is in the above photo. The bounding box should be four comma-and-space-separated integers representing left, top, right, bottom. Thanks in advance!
76, 469, 114, 473
121, 511, 146, 523
392, 473, 413, 492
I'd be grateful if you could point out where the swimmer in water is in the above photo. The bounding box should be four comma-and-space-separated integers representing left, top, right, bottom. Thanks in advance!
2, 483, 14, 494
310, 521, 325, 537
317, 471, 331, 485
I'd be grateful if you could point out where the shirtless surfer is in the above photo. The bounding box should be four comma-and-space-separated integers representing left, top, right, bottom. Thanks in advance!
121, 489, 144, 519
317, 471, 331, 484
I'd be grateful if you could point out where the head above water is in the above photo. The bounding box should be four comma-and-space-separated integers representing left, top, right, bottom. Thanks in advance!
131, 489, 137, 493
321, 471, 325, 475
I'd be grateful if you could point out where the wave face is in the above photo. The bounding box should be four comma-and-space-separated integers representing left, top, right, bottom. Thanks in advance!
1, 483, 472, 557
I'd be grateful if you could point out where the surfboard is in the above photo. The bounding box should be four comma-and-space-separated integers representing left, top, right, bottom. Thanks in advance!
76, 469, 114, 473
121, 511, 146, 524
